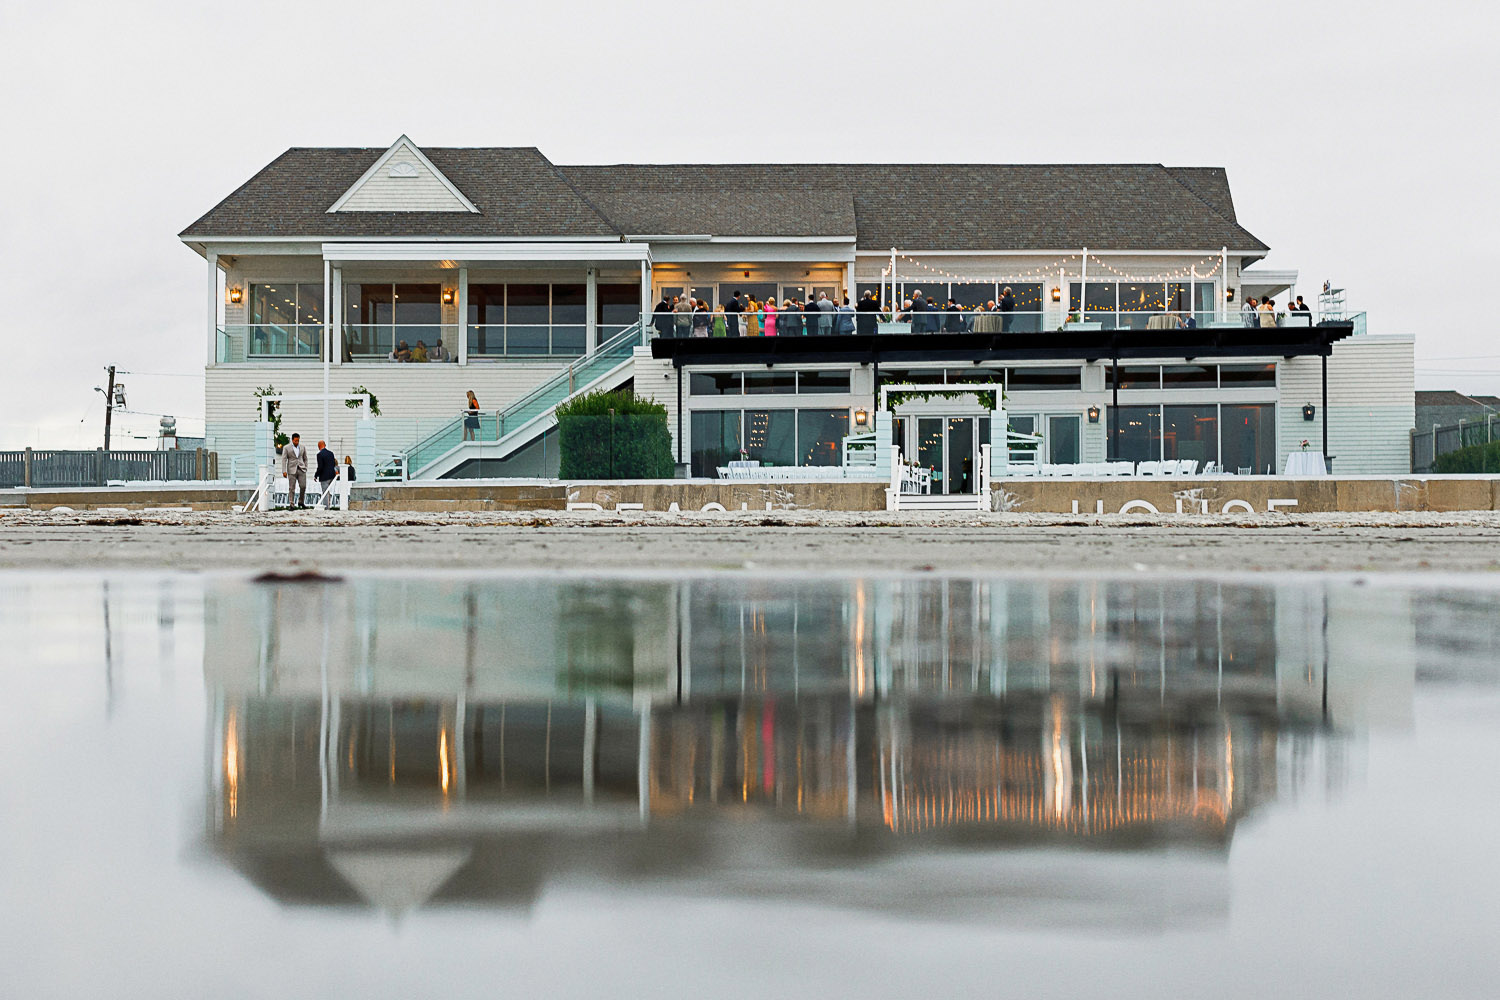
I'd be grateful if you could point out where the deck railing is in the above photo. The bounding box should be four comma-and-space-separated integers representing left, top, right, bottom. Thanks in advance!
0, 448, 213, 488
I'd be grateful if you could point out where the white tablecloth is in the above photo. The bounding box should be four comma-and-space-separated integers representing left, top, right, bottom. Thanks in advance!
1284, 451, 1327, 476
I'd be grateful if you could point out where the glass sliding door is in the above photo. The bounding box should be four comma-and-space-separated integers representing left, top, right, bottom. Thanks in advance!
948, 417, 976, 493
1046, 415, 1080, 464
917, 418, 945, 491
1162, 405, 1218, 468
1222, 404, 1276, 475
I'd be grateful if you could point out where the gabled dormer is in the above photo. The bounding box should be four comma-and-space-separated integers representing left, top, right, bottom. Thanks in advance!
326, 135, 479, 214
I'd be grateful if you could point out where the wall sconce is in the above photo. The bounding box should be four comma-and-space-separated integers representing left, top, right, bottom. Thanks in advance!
441, 288, 455, 305
854, 408, 869, 426
1050, 286, 1062, 302
1226, 287, 1236, 302
744, 270, 751, 278
1087, 405, 1100, 424
227, 286, 243, 304
1302, 403, 1316, 422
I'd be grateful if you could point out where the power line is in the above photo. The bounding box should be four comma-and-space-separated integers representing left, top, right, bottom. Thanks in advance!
114, 370, 205, 378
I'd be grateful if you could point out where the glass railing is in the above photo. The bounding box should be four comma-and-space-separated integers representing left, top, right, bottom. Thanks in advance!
648, 309, 1051, 337
342, 324, 460, 361
467, 324, 588, 359
1063, 308, 1360, 331
215, 325, 322, 362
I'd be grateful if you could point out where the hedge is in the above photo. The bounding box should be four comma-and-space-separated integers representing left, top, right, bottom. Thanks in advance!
555, 389, 675, 479
1431, 439, 1500, 474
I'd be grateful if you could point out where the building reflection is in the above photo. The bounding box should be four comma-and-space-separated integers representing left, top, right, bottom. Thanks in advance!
205, 576, 1401, 919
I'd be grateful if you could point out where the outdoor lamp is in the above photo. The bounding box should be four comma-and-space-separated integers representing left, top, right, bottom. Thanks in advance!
228, 286, 243, 304
1303, 403, 1316, 422
855, 408, 869, 426
1226, 287, 1236, 302
1087, 405, 1100, 424
441, 288, 455, 305
1050, 286, 1062, 302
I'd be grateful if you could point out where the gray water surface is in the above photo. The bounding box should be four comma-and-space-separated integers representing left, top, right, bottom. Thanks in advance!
2, 573, 1497, 999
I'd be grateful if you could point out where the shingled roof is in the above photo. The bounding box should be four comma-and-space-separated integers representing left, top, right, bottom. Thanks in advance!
182, 146, 1267, 254
180, 146, 620, 239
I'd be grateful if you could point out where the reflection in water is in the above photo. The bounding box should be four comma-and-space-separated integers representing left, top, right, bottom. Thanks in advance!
199, 575, 1421, 920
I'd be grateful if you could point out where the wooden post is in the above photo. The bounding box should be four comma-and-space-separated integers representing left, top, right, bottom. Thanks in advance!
96, 447, 105, 487
196, 447, 206, 481
23, 447, 32, 488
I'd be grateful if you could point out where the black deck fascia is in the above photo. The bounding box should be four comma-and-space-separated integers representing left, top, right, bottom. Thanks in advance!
649, 323, 1357, 367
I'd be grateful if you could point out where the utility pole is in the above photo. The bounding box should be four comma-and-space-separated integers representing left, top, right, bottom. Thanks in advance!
103, 365, 116, 451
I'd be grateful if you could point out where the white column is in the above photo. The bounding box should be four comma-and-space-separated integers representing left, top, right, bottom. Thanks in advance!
585, 267, 598, 354
206, 252, 219, 367
638, 259, 651, 332
457, 266, 469, 365
331, 266, 343, 366
322, 258, 331, 445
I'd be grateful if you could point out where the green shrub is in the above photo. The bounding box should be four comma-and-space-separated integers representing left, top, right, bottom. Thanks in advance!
556, 390, 675, 479
1431, 439, 1500, 474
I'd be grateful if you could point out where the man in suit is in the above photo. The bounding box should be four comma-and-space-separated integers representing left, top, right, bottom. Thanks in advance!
998, 286, 1017, 333
855, 291, 880, 335
653, 294, 673, 339
724, 291, 743, 337
908, 289, 927, 331
280, 432, 308, 508
817, 292, 835, 335
314, 440, 338, 503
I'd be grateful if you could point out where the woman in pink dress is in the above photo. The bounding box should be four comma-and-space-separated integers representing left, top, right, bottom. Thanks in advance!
763, 298, 777, 336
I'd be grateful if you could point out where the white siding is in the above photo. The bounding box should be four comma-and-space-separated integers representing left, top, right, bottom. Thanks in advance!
1277, 335, 1415, 475
632, 348, 685, 465
205, 361, 569, 461
336, 141, 473, 213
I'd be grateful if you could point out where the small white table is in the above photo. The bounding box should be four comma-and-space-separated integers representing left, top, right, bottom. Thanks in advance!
1284, 451, 1327, 476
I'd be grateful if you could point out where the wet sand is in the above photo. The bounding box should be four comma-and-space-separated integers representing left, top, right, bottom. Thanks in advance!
2, 508, 1499, 574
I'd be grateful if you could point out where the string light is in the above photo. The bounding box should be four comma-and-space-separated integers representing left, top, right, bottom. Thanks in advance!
888, 250, 1225, 285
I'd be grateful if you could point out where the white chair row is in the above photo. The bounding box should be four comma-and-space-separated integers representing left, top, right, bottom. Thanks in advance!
716, 465, 856, 482
997, 459, 1214, 478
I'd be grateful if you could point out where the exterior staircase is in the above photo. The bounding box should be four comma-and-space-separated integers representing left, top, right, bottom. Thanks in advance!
403, 323, 646, 479
893, 492, 987, 512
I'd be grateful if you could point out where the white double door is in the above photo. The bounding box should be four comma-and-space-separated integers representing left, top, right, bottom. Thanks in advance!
898, 415, 991, 494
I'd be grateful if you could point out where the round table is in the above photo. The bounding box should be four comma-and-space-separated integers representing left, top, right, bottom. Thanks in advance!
1284, 451, 1327, 476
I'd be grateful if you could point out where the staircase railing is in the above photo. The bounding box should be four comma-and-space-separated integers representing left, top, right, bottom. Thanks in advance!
404, 321, 646, 476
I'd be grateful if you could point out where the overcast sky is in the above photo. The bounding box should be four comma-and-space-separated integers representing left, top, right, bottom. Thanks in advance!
1, 0, 1495, 449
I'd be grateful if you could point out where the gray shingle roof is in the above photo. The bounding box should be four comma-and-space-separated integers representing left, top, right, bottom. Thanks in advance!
182, 146, 1267, 254
563, 163, 1266, 252
180, 147, 620, 239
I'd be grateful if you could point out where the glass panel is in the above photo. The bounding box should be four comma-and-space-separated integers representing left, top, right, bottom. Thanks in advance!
1222, 403, 1276, 475
1162, 364, 1217, 388
797, 409, 849, 467
1166, 282, 1191, 314
250, 284, 297, 327
597, 284, 639, 328
344, 283, 394, 357
1008, 367, 1082, 391
880, 368, 946, 386
1219, 363, 1277, 387
797, 370, 851, 393
917, 417, 945, 490
1113, 405, 1162, 464
690, 372, 742, 395
744, 371, 796, 394
1194, 282, 1217, 325
551, 326, 586, 356
552, 284, 586, 325
1107, 365, 1161, 391
506, 284, 549, 354
1162, 405, 1218, 467
296, 283, 324, 327
1002, 283, 1044, 332
1008, 415, 1036, 435
1070, 282, 1117, 326
690, 410, 740, 478
948, 417, 976, 494
950, 283, 994, 308
743, 410, 795, 467
1047, 415, 1080, 464
467, 284, 504, 325
1117, 282, 1165, 330
393, 284, 440, 351
891, 416, 905, 448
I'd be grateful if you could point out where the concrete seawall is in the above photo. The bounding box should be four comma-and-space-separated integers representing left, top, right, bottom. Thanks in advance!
5, 476, 1500, 514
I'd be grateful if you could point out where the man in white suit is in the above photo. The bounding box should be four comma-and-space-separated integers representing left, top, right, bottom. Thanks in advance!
280, 432, 308, 508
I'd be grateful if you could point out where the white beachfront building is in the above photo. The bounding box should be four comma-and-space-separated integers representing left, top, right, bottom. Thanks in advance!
181, 136, 1413, 486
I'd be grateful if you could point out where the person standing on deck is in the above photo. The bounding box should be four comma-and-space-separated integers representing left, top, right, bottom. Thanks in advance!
855, 291, 880, 335
724, 290, 743, 337
998, 286, 1016, 333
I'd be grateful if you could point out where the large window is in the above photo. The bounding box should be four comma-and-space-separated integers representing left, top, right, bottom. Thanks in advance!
1110, 402, 1273, 471
466, 283, 588, 358
1222, 404, 1277, 474
690, 370, 854, 395
248, 283, 323, 357
690, 408, 853, 476
343, 282, 441, 358
1070, 281, 1218, 329
598, 284, 640, 339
